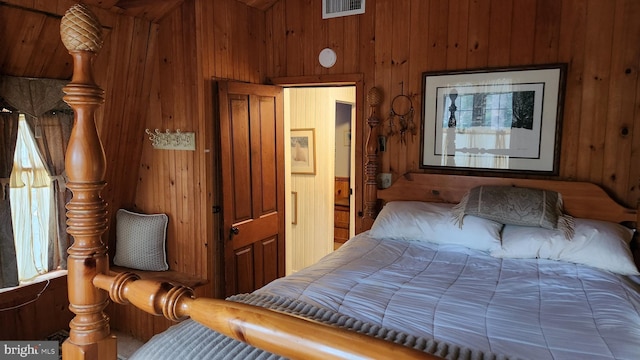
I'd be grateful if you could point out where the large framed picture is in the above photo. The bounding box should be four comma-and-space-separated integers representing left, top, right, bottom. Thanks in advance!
420, 64, 567, 175
291, 128, 316, 175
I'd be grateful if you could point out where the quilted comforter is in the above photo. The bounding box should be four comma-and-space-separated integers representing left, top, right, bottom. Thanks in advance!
132, 232, 640, 359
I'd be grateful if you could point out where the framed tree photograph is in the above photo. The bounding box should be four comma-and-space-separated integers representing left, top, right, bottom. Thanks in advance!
291, 128, 316, 175
420, 64, 567, 175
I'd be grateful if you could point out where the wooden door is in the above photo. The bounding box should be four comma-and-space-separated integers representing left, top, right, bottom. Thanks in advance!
217, 81, 285, 296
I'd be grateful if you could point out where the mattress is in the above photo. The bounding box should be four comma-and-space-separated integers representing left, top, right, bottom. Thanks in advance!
132, 232, 640, 359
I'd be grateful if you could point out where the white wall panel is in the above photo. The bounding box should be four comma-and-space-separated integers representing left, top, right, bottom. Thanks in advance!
285, 86, 355, 274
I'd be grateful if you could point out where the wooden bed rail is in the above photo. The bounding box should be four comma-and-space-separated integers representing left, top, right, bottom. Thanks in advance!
93, 272, 440, 360
59, 3, 435, 360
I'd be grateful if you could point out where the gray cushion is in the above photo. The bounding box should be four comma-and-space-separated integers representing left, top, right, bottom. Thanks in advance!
452, 185, 574, 238
113, 209, 169, 271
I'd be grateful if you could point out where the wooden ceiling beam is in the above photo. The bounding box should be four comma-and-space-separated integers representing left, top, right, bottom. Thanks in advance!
114, 0, 176, 10
236, 0, 279, 11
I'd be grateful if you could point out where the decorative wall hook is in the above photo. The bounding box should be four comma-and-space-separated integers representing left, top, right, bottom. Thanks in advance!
145, 128, 195, 150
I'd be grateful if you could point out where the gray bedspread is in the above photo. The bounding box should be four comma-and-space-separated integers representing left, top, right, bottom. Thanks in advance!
130, 292, 514, 360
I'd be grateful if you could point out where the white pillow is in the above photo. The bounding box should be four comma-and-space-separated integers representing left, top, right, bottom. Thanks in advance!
113, 209, 169, 271
492, 218, 639, 275
370, 201, 503, 252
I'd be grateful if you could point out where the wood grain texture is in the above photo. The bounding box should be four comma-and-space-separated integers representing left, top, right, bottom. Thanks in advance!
116, 0, 269, 340
4, 0, 640, 345
266, 0, 640, 210
0, 275, 72, 340
236, 0, 278, 11
58, 4, 115, 357
378, 173, 638, 224
94, 272, 442, 360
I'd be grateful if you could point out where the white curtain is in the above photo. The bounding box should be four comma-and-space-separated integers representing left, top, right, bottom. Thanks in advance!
448, 127, 510, 169
9, 114, 51, 282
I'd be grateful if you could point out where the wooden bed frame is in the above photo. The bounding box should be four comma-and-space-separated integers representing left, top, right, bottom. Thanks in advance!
58, 4, 638, 360
378, 172, 639, 225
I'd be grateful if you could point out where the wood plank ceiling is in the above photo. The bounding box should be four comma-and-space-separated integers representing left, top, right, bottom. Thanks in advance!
82, 0, 279, 22
81, 0, 183, 22
235, 0, 278, 10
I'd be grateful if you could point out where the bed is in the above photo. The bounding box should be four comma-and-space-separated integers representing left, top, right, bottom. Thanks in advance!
127, 176, 640, 360
58, 4, 640, 360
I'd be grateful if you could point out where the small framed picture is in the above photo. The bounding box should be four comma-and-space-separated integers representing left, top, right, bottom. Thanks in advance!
291, 128, 316, 175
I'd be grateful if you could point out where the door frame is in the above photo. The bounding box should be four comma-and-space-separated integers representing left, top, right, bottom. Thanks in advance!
270, 74, 365, 271
334, 99, 357, 240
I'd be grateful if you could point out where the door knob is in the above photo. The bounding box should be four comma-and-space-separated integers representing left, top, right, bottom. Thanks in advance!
231, 226, 239, 235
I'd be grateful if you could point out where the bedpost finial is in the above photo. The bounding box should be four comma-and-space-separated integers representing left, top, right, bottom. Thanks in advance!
60, 3, 103, 52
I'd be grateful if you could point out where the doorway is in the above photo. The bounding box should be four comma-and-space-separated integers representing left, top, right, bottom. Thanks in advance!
284, 85, 356, 274
333, 101, 354, 250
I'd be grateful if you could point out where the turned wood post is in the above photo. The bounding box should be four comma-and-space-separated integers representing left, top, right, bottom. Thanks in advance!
362, 87, 382, 230
59, 4, 117, 360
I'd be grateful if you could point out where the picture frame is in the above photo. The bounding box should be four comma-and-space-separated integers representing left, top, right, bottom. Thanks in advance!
291, 128, 316, 175
420, 64, 566, 175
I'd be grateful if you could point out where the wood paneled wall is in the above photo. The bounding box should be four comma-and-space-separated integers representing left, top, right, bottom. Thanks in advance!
133, 0, 266, 289
266, 0, 640, 209
4, 0, 640, 344
0, 275, 72, 340
2, 0, 267, 342
113, 0, 267, 340
1, 0, 157, 230
1, 0, 156, 340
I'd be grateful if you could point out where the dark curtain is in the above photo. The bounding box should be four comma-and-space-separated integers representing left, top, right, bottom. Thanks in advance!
0, 75, 72, 282
25, 111, 73, 270
0, 111, 20, 288
0, 76, 69, 118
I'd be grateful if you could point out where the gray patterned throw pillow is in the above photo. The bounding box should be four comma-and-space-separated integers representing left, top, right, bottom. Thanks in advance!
113, 209, 169, 271
452, 185, 575, 239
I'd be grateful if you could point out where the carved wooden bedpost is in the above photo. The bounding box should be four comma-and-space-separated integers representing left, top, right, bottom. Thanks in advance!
363, 87, 382, 230
60, 4, 116, 360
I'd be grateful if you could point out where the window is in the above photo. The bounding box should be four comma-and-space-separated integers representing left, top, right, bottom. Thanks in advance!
10, 114, 52, 283
439, 92, 532, 169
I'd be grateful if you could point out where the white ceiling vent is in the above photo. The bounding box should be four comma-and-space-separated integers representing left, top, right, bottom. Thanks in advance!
323, 0, 365, 19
